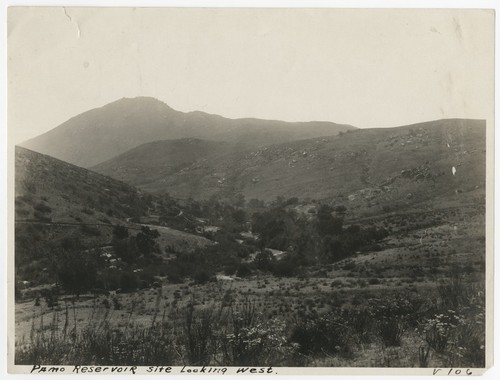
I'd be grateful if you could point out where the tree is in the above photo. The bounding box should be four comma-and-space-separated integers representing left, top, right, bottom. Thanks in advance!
112, 225, 129, 240
194, 270, 212, 284
271, 196, 286, 207
135, 226, 160, 257
251, 205, 308, 251
232, 209, 246, 225
247, 198, 265, 209
334, 205, 347, 215
120, 272, 139, 293
253, 249, 276, 271
231, 193, 246, 208
322, 235, 346, 263
236, 263, 252, 277
113, 237, 139, 264
316, 205, 343, 236
55, 250, 99, 297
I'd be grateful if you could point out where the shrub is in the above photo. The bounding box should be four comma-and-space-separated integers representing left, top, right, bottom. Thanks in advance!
342, 260, 356, 271
43, 291, 59, 309
369, 295, 422, 346
236, 263, 252, 278
167, 272, 184, 284
33, 211, 51, 222
419, 345, 431, 367
422, 311, 464, 353
34, 202, 52, 214
347, 308, 374, 343
16, 309, 175, 365
120, 272, 139, 293
437, 276, 471, 309
253, 250, 276, 271
193, 270, 213, 284
182, 305, 216, 365
55, 250, 99, 296
221, 300, 297, 366
290, 310, 354, 357
80, 224, 101, 236
15, 208, 30, 217
377, 314, 405, 347
113, 297, 122, 310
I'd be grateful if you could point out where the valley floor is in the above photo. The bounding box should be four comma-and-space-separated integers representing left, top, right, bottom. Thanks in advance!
14, 192, 487, 368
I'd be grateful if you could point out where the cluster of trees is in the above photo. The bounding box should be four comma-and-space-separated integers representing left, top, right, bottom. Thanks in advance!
43, 225, 163, 297
16, 192, 389, 299
251, 203, 388, 266
156, 199, 389, 283
157, 194, 249, 234
161, 230, 255, 284
112, 225, 161, 264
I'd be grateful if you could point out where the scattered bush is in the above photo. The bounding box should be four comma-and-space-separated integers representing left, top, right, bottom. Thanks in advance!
290, 310, 354, 357
120, 272, 139, 293
80, 224, 101, 236
34, 202, 52, 214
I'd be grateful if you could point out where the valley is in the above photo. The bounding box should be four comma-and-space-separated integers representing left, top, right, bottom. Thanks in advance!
13, 99, 487, 368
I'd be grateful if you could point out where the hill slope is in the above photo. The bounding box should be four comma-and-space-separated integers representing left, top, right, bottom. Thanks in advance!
15, 146, 153, 224
20, 97, 355, 168
14, 147, 211, 279
91, 119, 486, 215
91, 138, 234, 190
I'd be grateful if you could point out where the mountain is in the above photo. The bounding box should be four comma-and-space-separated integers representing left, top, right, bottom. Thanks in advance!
91, 119, 486, 215
20, 97, 356, 168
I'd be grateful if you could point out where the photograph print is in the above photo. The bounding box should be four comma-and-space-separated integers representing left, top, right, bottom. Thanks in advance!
7, 6, 494, 374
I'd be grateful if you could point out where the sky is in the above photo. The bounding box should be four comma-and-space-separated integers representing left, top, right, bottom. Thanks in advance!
7, 7, 495, 144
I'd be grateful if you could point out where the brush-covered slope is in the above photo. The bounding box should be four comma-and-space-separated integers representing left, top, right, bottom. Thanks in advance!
91, 119, 486, 214
15, 146, 153, 224
14, 146, 153, 285
91, 138, 235, 189
20, 97, 355, 168
15, 146, 212, 282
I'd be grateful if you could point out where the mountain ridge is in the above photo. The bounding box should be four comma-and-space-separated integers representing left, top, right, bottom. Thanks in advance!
20, 96, 356, 168
91, 118, 486, 215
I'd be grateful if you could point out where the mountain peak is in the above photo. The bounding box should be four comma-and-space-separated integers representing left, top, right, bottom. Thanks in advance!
108, 96, 175, 111
20, 97, 356, 168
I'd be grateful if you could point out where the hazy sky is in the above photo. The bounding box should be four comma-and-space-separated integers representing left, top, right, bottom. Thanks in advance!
8, 7, 494, 144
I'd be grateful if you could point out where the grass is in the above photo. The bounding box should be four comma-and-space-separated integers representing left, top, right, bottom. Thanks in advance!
16, 274, 485, 367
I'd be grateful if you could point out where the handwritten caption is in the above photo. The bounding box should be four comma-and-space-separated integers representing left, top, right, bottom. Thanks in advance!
433, 368, 474, 376
31, 365, 276, 375
29, 365, 478, 376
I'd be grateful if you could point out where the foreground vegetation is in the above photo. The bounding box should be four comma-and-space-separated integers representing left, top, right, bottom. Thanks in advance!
16, 275, 484, 367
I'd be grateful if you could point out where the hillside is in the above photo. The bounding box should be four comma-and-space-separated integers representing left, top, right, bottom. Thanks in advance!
14, 147, 212, 286
92, 138, 234, 190
91, 118, 486, 215
20, 97, 355, 168
15, 146, 152, 224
